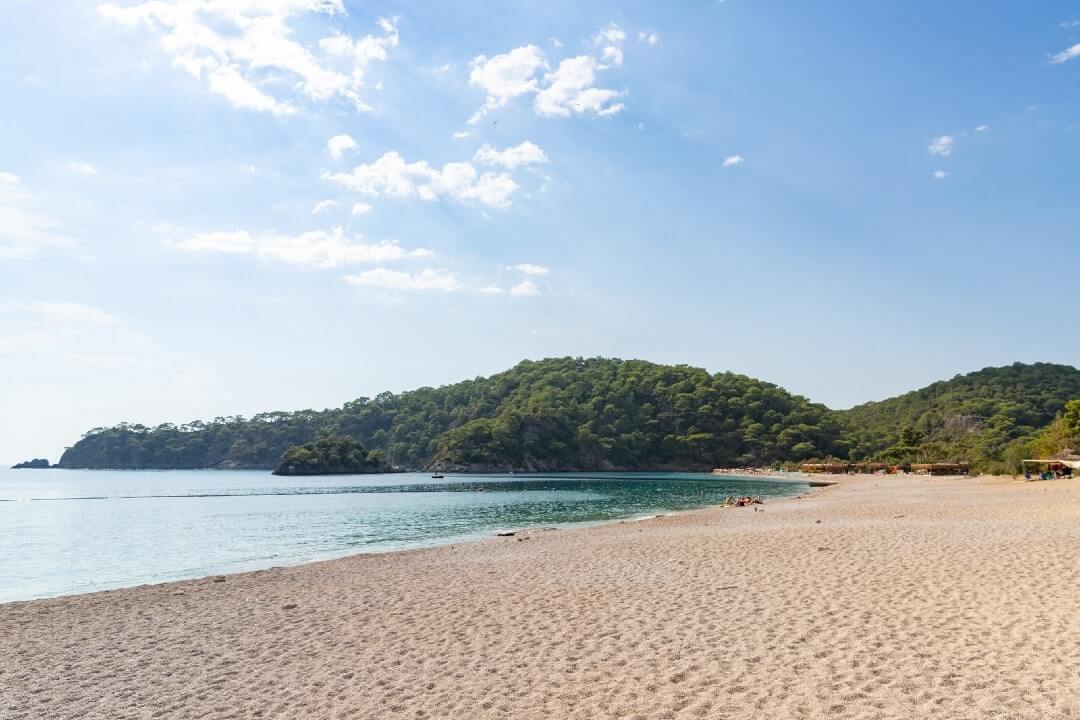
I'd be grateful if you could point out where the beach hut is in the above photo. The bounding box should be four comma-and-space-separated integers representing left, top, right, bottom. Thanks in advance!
852, 462, 889, 474
1022, 455, 1080, 480
800, 462, 849, 474
910, 463, 971, 476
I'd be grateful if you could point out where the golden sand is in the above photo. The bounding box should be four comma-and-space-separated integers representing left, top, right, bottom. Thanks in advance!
4, 473, 1080, 719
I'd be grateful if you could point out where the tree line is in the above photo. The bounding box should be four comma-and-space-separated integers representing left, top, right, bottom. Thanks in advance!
54, 358, 1080, 474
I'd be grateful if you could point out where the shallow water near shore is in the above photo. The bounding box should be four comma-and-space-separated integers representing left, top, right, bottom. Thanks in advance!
0, 468, 805, 603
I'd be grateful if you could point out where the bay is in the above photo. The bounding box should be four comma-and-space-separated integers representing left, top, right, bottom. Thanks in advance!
0, 468, 805, 603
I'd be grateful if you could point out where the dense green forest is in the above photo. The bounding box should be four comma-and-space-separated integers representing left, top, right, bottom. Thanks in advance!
840, 363, 1080, 470
55, 358, 1080, 473
273, 436, 387, 476
58, 357, 843, 471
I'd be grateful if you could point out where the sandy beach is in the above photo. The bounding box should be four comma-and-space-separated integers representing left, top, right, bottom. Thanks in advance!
5, 473, 1080, 719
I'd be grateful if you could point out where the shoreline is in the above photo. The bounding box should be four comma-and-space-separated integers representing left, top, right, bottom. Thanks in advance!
10, 473, 1080, 718
0, 472, 813, 606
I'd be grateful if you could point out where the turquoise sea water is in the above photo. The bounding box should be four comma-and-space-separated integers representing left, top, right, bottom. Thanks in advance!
0, 468, 806, 603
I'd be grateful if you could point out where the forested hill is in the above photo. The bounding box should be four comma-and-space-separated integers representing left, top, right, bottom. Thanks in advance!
57, 357, 843, 471
55, 359, 1080, 472
839, 363, 1080, 463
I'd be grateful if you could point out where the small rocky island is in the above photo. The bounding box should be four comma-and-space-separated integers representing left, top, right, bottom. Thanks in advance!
273, 436, 389, 476
11, 458, 51, 469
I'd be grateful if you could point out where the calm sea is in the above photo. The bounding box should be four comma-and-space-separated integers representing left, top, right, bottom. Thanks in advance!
0, 468, 806, 603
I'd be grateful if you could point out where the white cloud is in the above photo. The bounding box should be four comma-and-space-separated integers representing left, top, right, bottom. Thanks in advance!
351, 202, 373, 216
933, 170, 948, 180
975, 125, 989, 133
1051, 43, 1080, 64
240, 164, 258, 173
594, 23, 626, 68
436, 63, 452, 73
550, 37, 562, 48
170, 227, 431, 267
318, 16, 399, 104
205, 63, 296, 115
476, 286, 504, 295
510, 279, 540, 297
601, 46, 624, 67
66, 161, 98, 176
327, 134, 358, 160
509, 263, 549, 275
0, 175, 78, 260
535, 55, 624, 118
928, 135, 954, 157
172, 230, 255, 255
468, 24, 629, 123
638, 31, 658, 45
323, 151, 520, 208
594, 24, 627, 45
468, 45, 546, 124
99, 3, 398, 114
346, 267, 461, 292
312, 199, 338, 214
474, 141, 548, 169
452, 130, 474, 140
722, 155, 744, 167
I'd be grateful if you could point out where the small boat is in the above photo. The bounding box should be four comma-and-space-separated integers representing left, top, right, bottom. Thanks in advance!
431, 470, 444, 479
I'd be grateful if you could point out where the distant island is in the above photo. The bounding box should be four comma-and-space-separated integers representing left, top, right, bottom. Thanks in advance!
11, 458, 50, 469
273, 436, 389, 476
48, 358, 1080, 474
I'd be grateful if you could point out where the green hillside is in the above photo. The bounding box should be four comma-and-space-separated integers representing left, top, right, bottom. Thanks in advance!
57, 357, 841, 471
839, 362, 1080, 467
55, 359, 1080, 473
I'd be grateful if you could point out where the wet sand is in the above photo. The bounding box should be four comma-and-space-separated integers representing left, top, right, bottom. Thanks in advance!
4, 473, 1080, 719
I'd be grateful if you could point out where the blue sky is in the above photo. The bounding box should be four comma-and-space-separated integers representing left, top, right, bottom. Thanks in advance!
3, 0, 1080, 462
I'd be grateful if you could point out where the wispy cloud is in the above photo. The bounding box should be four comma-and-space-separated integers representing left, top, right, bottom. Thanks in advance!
0, 298, 148, 373
66, 161, 98, 176
346, 267, 461, 292
1051, 43, 1080, 64
168, 227, 431, 268
594, 24, 627, 46
928, 135, 954, 157
99, 3, 398, 114
722, 155, 744, 167
312, 199, 338, 214
1, 299, 117, 326
933, 170, 948, 180
0, 173, 79, 260
509, 263, 549, 275
510, 279, 540, 297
